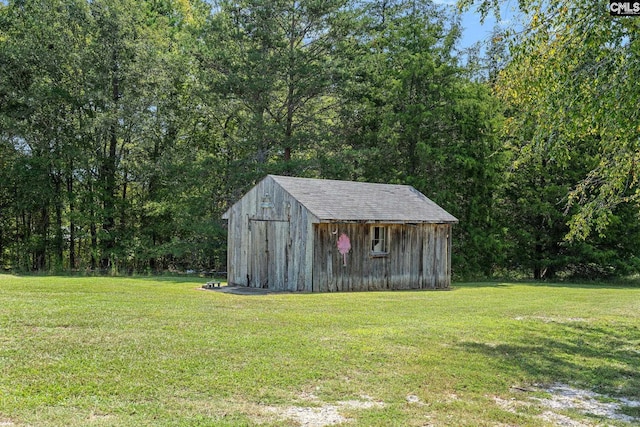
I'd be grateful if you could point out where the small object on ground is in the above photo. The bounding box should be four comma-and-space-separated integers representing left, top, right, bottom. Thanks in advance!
202, 281, 221, 289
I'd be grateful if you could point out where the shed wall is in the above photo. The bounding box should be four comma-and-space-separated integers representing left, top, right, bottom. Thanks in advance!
226, 176, 314, 291
312, 223, 452, 291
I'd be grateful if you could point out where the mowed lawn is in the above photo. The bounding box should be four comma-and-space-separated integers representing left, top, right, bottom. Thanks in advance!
0, 275, 639, 426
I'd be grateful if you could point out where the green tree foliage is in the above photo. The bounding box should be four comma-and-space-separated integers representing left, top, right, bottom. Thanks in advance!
0, 0, 222, 272
462, 0, 640, 239
203, 0, 348, 184
4, 0, 637, 278
457, 0, 640, 277
338, 0, 506, 277
0, 0, 90, 270
501, 145, 640, 279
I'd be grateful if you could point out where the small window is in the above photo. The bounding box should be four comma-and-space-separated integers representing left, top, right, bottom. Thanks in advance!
370, 225, 388, 255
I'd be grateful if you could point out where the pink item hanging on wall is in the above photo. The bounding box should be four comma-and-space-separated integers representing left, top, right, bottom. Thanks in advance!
337, 233, 351, 267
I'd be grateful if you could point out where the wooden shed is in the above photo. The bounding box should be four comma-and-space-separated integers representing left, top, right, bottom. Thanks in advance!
222, 175, 458, 292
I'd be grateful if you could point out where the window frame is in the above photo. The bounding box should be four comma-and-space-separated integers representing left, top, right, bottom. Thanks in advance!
370, 225, 389, 257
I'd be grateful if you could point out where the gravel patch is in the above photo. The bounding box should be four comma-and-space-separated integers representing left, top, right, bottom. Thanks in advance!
539, 410, 590, 427
497, 383, 640, 425
534, 384, 640, 424
266, 395, 384, 426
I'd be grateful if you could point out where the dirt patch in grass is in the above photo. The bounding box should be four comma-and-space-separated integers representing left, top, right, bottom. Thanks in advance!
268, 405, 348, 427
535, 384, 640, 424
496, 383, 640, 426
263, 394, 384, 426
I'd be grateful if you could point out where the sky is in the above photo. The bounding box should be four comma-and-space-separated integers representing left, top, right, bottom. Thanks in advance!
444, 1, 522, 52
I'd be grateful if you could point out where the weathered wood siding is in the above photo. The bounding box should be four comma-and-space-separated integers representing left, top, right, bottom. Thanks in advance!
226, 176, 453, 292
225, 176, 315, 291
312, 223, 452, 291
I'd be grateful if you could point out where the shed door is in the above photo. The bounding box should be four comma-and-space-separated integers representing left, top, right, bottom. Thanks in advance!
249, 220, 289, 289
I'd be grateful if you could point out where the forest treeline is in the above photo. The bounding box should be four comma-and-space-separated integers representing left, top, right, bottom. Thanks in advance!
1, 0, 639, 279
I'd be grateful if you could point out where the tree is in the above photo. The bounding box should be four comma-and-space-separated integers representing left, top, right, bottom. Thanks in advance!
0, 0, 93, 270
460, 0, 640, 240
455, 0, 640, 277
338, 0, 506, 276
0, 0, 217, 272
204, 0, 348, 182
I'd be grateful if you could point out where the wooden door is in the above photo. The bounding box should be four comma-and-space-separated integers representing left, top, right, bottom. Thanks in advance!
249, 220, 289, 289
249, 220, 268, 288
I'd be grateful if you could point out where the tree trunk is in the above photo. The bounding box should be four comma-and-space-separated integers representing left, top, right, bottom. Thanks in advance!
89, 180, 98, 271
34, 206, 48, 271
101, 53, 120, 271
54, 174, 64, 269
67, 173, 76, 270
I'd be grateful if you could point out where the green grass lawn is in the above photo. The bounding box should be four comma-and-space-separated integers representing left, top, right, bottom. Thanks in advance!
0, 275, 639, 426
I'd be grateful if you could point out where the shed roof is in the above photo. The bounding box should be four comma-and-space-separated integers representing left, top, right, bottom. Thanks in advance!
270, 175, 458, 223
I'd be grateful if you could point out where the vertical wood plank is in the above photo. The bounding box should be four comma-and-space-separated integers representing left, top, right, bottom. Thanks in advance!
447, 225, 452, 288
411, 225, 421, 289
424, 225, 435, 289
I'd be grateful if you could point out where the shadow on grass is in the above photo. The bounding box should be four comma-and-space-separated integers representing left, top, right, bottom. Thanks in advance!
458, 321, 640, 399
454, 280, 640, 289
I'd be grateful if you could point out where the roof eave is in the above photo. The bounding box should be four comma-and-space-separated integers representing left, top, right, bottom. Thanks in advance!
314, 219, 459, 224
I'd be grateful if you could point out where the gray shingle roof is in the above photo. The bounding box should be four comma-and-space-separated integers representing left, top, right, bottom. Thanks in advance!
271, 175, 458, 223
